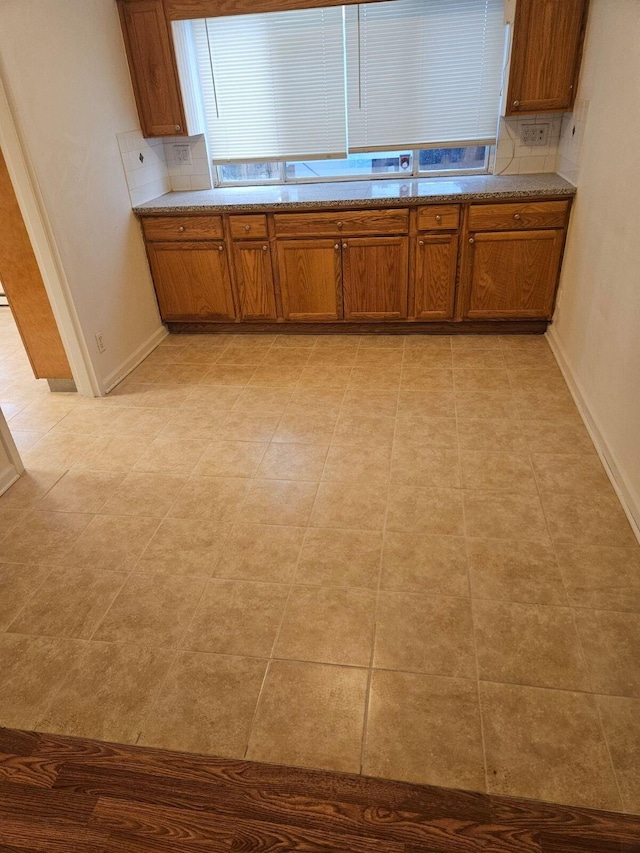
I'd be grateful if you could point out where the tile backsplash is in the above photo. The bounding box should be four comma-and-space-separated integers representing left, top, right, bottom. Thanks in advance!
116, 130, 171, 207
494, 114, 563, 176
163, 134, 213, 191
117, 131, 213, 205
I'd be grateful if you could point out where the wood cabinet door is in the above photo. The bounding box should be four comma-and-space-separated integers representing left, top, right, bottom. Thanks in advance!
147, 242, 236, 321
277, 240, 342, 321
507, 0, 588, 114
233, 242, 277, 321
463, 230, 565, 320
342, 237, 409, 321
413, 234, 458, 320
118, 0, 186, 136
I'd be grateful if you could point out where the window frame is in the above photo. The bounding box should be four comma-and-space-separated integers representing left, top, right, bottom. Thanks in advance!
213, 146, 494, 187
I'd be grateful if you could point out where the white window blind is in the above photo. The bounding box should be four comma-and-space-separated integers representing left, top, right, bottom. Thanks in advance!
346, 0, 505, 152
191, 8, 348, 164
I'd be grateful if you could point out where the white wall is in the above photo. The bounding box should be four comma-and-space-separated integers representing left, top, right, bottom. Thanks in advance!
0, 407, 21, 495
548, 0, 640, 533
0, 0, 166, 393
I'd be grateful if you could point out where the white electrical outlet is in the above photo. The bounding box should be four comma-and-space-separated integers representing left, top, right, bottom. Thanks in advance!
173, 144, 192, 166
95, 332, 106, 354
521, 123, 550, 147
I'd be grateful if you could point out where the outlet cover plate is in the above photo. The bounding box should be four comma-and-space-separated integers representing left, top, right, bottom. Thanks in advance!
521, 123, 550, 147
173, 144, 192, 166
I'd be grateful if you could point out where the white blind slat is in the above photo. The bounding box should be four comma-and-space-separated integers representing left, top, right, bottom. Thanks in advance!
191, 8, 347, 163
347, 0, 505, 151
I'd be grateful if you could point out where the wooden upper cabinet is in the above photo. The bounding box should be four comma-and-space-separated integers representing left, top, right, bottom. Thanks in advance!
343, 237, 408, 321
277, 239, 342, 321
233, 242, 277, 321
463, 230, 565, 319
117, 0, 187, 136
507, 0, 589, 114
147, 241, 235, 321
413, 234, 458, 321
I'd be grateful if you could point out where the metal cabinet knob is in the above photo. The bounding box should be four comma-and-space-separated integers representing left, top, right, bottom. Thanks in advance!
262, 245, 268, 251
418, 240, 425, 247
245, 225, 251, 232
178, 226, 185, 232
217, 245, 224, 251
343, 242, 348, 249
334, 243, 340, 250
175, 125, 182, 131
469, 237, 475, 244
337, 221, 343, 228
514, 213, 521, 220
435, 215, 442, 223
512, 101, 519, 108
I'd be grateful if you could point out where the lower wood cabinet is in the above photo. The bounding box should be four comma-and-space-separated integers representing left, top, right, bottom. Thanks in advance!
413, 234, 458, 320
277, 239, 342, 321
463, 229, 565, 319
232, 241, 277, 321
146, 241, 235, 321
342, 236, 408, 320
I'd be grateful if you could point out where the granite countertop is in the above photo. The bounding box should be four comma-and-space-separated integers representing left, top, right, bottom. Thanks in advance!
133, 173, 576, 214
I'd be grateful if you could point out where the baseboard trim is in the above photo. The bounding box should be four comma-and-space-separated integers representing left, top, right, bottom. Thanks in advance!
167, 320, 549, 335
546, 325, 640, 544
102, 325, 168, 394
0, 464, 20, 497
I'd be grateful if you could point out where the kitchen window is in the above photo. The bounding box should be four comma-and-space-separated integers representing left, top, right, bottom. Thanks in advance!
174, 0, 506, 186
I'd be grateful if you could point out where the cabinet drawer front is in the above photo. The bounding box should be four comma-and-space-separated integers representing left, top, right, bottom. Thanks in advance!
417, 204, 460, 231
468, 201, 569, 231
274, 208, 409, 237
229, 215, 268, 240
142, 216, 224, 242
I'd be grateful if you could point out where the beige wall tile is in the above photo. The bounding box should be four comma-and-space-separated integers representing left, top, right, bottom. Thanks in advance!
275, 586, 376, 667
364, 671, 485, 791
480, 682, 621, 810
296, 528, 382, 589
183, 580, 288, 657
374, 592, 475, 678
246, 660, 367, 773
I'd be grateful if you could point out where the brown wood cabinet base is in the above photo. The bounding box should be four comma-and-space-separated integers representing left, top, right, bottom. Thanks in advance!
167, 319, 549, 335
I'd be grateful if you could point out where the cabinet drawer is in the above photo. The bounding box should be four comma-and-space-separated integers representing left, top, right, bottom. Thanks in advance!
468, 201, 569, 231
417, 204, 460, 231
274, 208, 409, 237
141, 216, 224, 242
229, 214, 268, 240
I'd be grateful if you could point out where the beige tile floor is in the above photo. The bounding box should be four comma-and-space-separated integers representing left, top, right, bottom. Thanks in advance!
1, 306, 640, 812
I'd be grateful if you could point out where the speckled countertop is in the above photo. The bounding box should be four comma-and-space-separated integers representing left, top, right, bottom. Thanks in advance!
133, 173, 576, 214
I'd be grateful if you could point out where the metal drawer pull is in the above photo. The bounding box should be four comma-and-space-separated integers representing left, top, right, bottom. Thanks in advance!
334, 244, 340, 250
514, 213, 521, 220
418, 240, 425, 246
435, 215, 442, 223
337, 221, 343, 228
175, 125, 182, 131
343, 242, 348, 249
245, 225, 251, 231
217, 245, 224, 251
262, 245, 268, 251
512, 101, 519, 108
469, 237, 475, 244
178, 226, 185, 232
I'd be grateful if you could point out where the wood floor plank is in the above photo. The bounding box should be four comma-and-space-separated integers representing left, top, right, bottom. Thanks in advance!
0, 728, 638, 853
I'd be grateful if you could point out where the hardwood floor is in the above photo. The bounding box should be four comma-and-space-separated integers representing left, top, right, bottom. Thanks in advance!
1, 728, 639, 852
